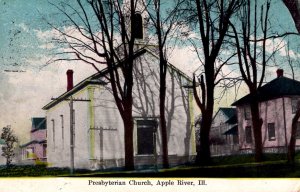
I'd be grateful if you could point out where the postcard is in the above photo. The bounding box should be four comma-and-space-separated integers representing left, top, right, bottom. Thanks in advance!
0, 0, 300, 191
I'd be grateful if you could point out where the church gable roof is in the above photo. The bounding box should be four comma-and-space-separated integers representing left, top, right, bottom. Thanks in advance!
232, 76, 300, 106
42, 48, 191, 110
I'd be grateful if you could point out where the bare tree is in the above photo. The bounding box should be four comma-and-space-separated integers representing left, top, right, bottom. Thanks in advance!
50, 0, 146, 170
288, 101, 300, 163
229, 0, 281, 162
286, 41, 300, 164
144, 0, 184, 168
186, 0, 243, 165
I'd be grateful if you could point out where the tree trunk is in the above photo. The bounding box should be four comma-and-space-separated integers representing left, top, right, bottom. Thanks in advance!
123, 110, 134, 170
288, 104, 300, 164
250, 99, 263, 162
197, 87, 214, 166
197, 112, 213, 165
160, 70, 169, 168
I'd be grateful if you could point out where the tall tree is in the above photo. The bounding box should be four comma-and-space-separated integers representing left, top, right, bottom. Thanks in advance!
188, 0, 243, 165
229, 0, 271, 162
50, 0, 144, 170
1, 126, 18, 167
288, 101, 300, 163
285, 41, 300, 164
145, 0, 184, 168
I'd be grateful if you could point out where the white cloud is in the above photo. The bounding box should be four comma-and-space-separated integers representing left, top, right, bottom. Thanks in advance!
168, 45, 200, 76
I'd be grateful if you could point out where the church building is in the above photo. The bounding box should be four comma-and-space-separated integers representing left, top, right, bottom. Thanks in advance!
42, 1, 196, 170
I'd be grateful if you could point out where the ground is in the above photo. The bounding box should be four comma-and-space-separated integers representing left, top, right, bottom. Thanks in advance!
2, 154, 300, 177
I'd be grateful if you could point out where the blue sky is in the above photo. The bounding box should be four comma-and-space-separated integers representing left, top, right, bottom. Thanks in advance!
0, 0, 299, 142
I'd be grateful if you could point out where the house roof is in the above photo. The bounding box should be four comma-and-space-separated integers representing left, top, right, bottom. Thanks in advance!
20, 140, 46, 148
223, 125, 238, 135
212, 107, 237, 124
31, 117, 46, 132
232, 76, 300, 106
220, 107, 236, 119
43, 47, 192, 110
225, 115, 237, 124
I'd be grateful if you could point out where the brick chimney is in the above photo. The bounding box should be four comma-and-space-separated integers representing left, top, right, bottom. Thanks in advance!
66, 70, 74, 91
276, 69, 283, 78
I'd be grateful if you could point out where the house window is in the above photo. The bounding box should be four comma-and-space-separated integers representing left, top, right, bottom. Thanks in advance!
26, 147, 34, 159
137, 120, 157, 155
292, 98, 299, 114
267, 123, 276, 141
245, 126, 252, 144
132, 13, 143, 39
296, 122, 300, 139
244, 107, 251, 120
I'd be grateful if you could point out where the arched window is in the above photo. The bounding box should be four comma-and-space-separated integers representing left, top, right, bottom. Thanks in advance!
132, 13, 143, 39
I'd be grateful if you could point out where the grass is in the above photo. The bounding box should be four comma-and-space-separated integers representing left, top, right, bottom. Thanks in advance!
0, 153, 299, 177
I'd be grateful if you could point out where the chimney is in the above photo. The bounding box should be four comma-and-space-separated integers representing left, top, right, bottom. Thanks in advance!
276, 69, 283, 78
66, 69, 74, 91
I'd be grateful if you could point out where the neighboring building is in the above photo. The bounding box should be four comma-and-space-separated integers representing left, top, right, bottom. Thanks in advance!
210, 108, 239, 156
232, 69, 300, 154
20, 117, 47, 164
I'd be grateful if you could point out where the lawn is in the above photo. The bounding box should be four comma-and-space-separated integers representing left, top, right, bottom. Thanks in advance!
1, 154, 300, 177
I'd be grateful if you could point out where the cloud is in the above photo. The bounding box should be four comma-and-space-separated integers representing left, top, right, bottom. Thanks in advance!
168, 45, 200, 76
263, 38, 300, 59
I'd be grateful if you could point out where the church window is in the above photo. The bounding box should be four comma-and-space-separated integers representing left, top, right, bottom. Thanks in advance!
132, 13, 143, 39
137, 120, 157, 155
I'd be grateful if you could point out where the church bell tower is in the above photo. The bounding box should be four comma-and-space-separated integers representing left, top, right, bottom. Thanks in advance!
122, 0, 149, 44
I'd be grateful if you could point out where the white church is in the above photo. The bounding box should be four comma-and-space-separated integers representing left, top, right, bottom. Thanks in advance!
42, 1, 197, 170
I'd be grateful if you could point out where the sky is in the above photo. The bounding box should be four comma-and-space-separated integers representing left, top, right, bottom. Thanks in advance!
0, 0, 300, 143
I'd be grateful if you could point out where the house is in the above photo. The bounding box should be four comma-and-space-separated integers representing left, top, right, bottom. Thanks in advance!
20, 117, 47, 164
42, 5, 196, 169
232, 69, 300, 154
210, 107, 239, 156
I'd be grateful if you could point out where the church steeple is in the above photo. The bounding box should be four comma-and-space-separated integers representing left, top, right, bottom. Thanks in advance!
122, 0, 148, 43
132, 13, 144, 40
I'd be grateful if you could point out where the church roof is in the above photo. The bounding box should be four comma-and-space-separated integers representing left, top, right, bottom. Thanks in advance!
232, 76, 300, 106
42, 47, 191, 110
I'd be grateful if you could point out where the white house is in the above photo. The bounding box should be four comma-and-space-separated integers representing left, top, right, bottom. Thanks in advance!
210, 107, 238, 156
232, 69, 300, 154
